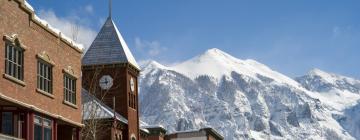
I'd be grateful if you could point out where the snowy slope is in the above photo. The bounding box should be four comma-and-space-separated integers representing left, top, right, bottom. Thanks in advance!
296, 70, 360, 140
170, 48, 300, 87
139, 48, 359, 140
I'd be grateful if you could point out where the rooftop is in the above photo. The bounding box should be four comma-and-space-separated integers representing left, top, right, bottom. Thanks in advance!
82, 17, 140, 70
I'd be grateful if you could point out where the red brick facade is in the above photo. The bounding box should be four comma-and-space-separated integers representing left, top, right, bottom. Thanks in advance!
82, 64, 140, 140
0, 0, 82, 139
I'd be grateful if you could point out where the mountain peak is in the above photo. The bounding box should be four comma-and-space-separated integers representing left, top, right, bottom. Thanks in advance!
306, 68, 359, 85
308, 68, 330, 76
201, 48, 237, 61
204, 48, 226, 55
167, 48, 300, 87
141, 60, 168, 69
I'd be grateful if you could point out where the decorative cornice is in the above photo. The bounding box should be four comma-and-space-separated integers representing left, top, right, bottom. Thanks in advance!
36, 51, 55, 66
3, 34, 28, 50
63, 66, 78, 79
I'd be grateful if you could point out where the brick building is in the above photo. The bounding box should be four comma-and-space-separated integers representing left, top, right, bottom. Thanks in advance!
0, 0, 83, 139
81, 9, 141, 139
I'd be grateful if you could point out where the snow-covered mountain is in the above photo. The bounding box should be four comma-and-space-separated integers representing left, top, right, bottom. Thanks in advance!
139, 48, 360, 140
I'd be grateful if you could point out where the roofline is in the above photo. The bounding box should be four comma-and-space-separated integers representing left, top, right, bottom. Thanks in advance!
201, 128, 224, 140
144, 126, 167, 133
81, 89, 129, 124
166, 127, 224, 140
13, 0, 84, 54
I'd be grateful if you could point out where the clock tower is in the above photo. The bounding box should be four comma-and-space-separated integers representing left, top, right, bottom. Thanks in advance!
81, 13, 141, 140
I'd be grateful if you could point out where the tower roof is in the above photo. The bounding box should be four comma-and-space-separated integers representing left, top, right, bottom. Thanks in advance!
82, 17, 140, 70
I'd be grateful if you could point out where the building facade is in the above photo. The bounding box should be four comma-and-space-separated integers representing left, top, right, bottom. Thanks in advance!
0, 0, 83, 139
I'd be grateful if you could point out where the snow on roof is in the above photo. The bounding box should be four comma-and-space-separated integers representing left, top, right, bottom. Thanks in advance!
24, 0, 34, 11
112, 20, 140, 69
166, 127, 223, 139
140, 128, 150, 134
142, 124, 166, 130
24, 0, 84, 52
81, 89, 128, 124
82, 17, 140, 69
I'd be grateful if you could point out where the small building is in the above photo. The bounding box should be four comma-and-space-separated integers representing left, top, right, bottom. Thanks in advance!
165, 128, 224, 140
0, 0, 83, 139
141, 126, 167, 140
140, 127, 224, 140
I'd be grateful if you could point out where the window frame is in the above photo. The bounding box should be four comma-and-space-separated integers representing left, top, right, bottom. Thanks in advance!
63, 73, 77, 105
3, 35, 26, 86
37, 59, 53, 95
34, 115, 53, 140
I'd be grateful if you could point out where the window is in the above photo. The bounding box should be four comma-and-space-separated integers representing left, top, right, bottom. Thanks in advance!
128, 92, 137, 109
5, 42, 24, 80
1, 112, 13, 135
34, 115, 52, 140
64, 75, 76, 104
37, 61, 52, 94
130, 134, 136, 140
0, 109, 25, 139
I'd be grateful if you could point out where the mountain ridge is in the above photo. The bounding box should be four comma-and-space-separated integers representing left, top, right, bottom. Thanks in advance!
139, 48, 360, 140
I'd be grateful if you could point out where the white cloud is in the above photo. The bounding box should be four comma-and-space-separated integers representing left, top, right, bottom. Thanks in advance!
135, 37, 167, 57
37, 9, 97, 50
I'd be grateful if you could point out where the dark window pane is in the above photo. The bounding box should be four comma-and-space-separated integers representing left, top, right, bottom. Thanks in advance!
1, 112, 13, 135
9, 46, 12, 60
5, 60, 8, 74
44, 128, 52, 140
34, 124, 42, 140
13, 49, 17, 65
5, 44, 8, 59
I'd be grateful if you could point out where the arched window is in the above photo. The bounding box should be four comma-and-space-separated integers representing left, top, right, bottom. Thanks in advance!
130, 134, 136, 140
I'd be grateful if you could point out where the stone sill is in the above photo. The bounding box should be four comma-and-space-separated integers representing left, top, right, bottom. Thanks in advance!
3, 74, 26, 87
63, 100, 78, 109
0, 133, 23, 140
36, 89, 54, 99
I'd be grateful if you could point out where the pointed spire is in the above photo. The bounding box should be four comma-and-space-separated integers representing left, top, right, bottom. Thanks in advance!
82, 18, 140, 70
109, 0, 112, 18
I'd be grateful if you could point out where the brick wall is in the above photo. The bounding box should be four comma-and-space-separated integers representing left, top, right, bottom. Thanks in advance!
82, 64, 140, 139
0, 0, 82, 124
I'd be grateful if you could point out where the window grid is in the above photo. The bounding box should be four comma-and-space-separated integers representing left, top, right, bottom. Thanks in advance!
34, 115, 52, 140
5, 43, 24, 80
64, 75, 76, 104
37, 61, 52, 94
128, 93, 137, 109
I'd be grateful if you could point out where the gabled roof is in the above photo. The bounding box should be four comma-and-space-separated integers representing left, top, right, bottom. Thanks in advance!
82, 17, 140, 70
81, 89, 128, 124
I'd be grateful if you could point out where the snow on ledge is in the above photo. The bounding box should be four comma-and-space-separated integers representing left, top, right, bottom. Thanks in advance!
24, 0, 34, 11
24, 0, 84, 52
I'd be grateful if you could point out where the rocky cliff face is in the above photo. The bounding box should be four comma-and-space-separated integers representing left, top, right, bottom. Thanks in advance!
139, 48, 360, 140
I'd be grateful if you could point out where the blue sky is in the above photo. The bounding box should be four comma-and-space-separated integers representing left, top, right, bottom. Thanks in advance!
28, 0, 360, 79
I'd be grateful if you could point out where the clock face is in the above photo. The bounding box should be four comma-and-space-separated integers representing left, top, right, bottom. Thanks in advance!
130, 77, 135, 93
99, 75, 113, 90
